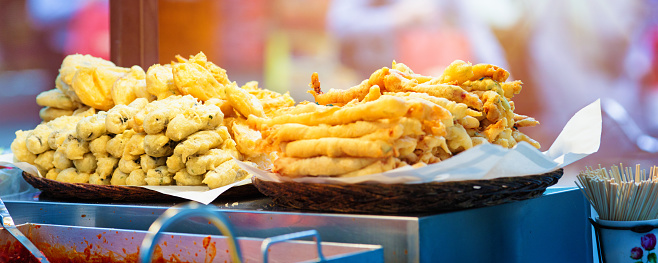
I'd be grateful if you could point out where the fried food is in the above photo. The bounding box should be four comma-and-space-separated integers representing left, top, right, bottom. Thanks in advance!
71, 65, 130, 111
172, 59, 225, 101
144, 134, 174, 157
145, 166, 174, 186
273, 157, 379, 177
202, 159, 251, 189
284, 138, 394, 158
39, 107, 75, 122
248, 95, 410, 129
36, 89, 77, 110
76, 112, 107, 141
226, 82, 266, 118
146, 64, 180, 100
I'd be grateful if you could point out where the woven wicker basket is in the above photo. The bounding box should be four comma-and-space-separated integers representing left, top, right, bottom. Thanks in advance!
252, 168, 563, 214
22, 172, 262, 202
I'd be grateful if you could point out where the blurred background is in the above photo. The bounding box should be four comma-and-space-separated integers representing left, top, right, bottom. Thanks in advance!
1, 0, 658, 178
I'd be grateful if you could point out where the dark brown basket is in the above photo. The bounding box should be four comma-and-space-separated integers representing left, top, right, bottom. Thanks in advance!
252, 168, 563, 214
22, 171, 262, 202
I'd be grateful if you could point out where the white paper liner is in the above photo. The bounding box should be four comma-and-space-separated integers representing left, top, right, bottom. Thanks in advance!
237, 99, 602, 184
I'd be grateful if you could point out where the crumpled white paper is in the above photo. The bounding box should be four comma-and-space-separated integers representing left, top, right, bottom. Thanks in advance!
237, 99, 602, 184
0, 154, 250, 205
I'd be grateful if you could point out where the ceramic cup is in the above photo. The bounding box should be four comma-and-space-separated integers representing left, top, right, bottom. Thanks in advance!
592, 217, 658, 263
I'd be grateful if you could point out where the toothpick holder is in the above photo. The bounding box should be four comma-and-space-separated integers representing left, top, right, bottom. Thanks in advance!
590, 217, 658, 263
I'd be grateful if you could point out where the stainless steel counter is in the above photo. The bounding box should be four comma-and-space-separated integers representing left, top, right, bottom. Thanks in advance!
3, 186, 592, 263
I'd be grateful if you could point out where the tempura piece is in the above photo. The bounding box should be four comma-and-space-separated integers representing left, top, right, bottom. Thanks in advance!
140, 155, 166, 171
226, 82, 266, 118
248, 95, 410, 129
71, 65, 130, 111
110, 169, 128, 186
284, 138, 394, 158
39, 107, 74, 122
172, 60, 225, 101
73, 152, 97, 173
146, 64, 180, 100
173, 128, 227, 160
36, 89, 77, 110
89, 173, 111, 185
125, 169, 147, 186
436, 60, 474, 85
76, 112, 107, 141
96, 156, 119, 179
26, 124, 53, 155
173, 170, 204, 186
165, 104, 223, 141
202, 159, 251, 189
340, 157, 400, 177
112, 65, 147, 105
145, 166, 174, 186
144, 134, 174, 157
56, 168, 90, 184
61, 133, 90, 160
89, 135, 111, 157
273, 156, 379, 177
470, 63, 509, 83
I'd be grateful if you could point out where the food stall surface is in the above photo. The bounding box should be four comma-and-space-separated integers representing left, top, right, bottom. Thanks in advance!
2, 186, 591, 262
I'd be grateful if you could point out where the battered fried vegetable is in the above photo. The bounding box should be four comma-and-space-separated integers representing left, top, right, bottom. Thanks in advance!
284, 138, 394, 158
125, 169, 146, 186
173, 128, 228, 160
165, 104, 223, 141
89, 173, 111, 185
73, 152, 97, 173
202, 159, 251, 189
173, 170, 204, 186
110, 169, 128, 185
26, 124, 53, 155
140, 155, 166, 171
61, 133, 90, 160
96, 156, 119, 179
144, 134, 174, 157
89, 135, 111, 157
145, 166, 174, 186
172, 60, 225, 101
36, 89, 77, 110
226, 82, 266, 118
146, 64, 180, 100
106, 130, 136, 158
39, 107, 74, 122
71, 65, 130, 111
53, 149, 73, 170
273, 157, 379, 177
186, 149, 235, 176
248, 95, 410, 129
76, 112, 107, 141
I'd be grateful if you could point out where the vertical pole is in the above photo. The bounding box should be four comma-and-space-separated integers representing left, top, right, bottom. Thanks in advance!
110, 0, 159, 68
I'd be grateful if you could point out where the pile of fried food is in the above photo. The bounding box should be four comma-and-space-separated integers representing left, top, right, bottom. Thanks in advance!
12, 52, 294, 188
249, 61, 540, 178
13, 52, 540, 187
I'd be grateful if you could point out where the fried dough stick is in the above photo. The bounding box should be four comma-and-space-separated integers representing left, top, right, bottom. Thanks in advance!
261, 118, 423, 146
284, 138, 394, 158
385, 70, 483, 110
274, 156, 380, 177
248, 95, 409, 129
